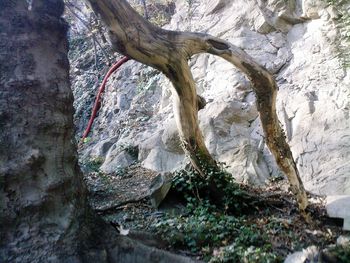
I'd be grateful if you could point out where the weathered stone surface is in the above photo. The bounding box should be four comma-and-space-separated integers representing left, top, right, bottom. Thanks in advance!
149, 173, 173, 208
101, 150, 136, 174
284, 246, 319, 263
142, 147, 184, 172
161, 118, 184, 154
326, 196, 350, 231
73, 0, 350, 195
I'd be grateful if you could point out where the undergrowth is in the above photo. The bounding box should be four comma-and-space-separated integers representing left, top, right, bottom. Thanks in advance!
172, 163, 254, 214
150, 164, 283, 262
325, 245, 350, 262
151, 201, 283, 262
83, 156, 104, 172
147, 162, 348, 262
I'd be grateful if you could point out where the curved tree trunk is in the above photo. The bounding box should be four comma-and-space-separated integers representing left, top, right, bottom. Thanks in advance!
0, 1, 197, 262
87, 0, 308, 210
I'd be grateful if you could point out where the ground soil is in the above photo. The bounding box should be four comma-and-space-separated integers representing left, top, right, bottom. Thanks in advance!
83, 164, 348, 261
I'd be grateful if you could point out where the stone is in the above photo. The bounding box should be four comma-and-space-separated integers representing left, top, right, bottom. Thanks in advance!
254, 15, 275, 34
301, 0, 326, 19
326, 196, 350, 231
284, 246, 319, 263
100, 150, 136, 174
142, 147, 184, 172
337, 235, 350, 246
149, 173, 173, 208
88, 137, 118, 157
71, 0, 350, 196
205, 0, 230, 15
161, 118, 184, 154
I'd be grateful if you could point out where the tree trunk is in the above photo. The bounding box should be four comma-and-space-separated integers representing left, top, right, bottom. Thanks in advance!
0, 1, 197, 262
87, 0, 308, 210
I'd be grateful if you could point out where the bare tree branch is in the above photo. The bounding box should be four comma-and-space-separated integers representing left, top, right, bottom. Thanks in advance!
87, 0, 308, 210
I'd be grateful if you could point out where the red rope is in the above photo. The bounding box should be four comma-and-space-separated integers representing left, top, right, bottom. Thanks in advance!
81, 56, 130, 141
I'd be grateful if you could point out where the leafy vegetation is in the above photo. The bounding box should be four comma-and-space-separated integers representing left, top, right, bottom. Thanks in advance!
119, 143, 139, 160
172, 160, 252, 213
325, 245, 350, 262
324, 0, 350, 67
151, 201, 283, 262
145, 162, 346, 262
83, 156, 104, 172
149, 164, 281, 262
131, 0, 176, 26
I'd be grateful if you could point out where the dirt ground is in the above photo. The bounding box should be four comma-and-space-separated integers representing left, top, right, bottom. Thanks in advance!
83, 164, 348, 261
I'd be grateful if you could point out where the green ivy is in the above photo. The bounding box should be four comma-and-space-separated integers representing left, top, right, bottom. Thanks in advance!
324, 245, 350, 262
172, 161, 250, 213
150, 202, 282, 262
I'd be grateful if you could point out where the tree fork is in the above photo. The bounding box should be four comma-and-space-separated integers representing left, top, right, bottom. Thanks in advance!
87, 0, 308, 210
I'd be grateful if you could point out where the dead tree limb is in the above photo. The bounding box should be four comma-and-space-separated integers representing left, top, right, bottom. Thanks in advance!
81, 56, 130, 141
87, 0, 308, 210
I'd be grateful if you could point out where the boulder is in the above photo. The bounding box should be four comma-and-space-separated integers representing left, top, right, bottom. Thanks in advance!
284, 246, 319, 263
101, 150, 136, 174
148, 173, 173, 208
161, 118, 183, 154
326, 195, 350, 231
72, 0, 350, 195
142, 147, 184, 172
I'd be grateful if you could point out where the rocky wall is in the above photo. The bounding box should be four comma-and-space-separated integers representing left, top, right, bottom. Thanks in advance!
72, 0, 350, 195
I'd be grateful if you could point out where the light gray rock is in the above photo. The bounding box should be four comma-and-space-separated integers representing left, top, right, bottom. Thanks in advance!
284, 246, 319, 263
142, 147, 184, 172
162, 118, 184, 154
198, 100, 270, 184
149, 173, 173, 208
88, 137, 118, 157
301, 0, 326, 19
73, 0, 350, 195
101, 150, 136, 174
326, 195, 350, 231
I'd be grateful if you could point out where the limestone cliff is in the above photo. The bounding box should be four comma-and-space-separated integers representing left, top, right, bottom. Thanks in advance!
71, 0, 350, 195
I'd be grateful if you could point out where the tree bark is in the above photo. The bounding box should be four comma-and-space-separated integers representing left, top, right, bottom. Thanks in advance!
0, 1, 198, 262
87, 0, 308, 210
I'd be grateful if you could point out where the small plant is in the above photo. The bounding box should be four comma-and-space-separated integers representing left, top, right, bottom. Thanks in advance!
172, 161, 249, 213
136, 69, 160, 93
323, 244, 350, 262
150, 201, 282, 262
114, 165, 127, 177
210, 242, 281, 263
150, 161, 276, 261
119, 143, 139, 159
83, 156, 104, 172
151, 202, 238, 251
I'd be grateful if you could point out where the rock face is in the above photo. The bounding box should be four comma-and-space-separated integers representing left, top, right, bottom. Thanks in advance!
72, 0, 350, 195
326, 196, 350, 231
